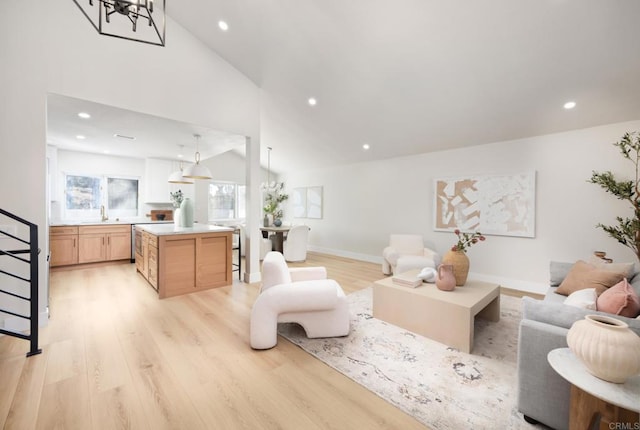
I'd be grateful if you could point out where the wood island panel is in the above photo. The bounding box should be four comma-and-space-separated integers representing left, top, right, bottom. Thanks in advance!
156, 230, 232, 299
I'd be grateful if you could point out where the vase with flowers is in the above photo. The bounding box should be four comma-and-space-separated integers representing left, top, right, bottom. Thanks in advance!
170, 189, 184, 226
442, 229, 486, 286
263, 182, 288, 227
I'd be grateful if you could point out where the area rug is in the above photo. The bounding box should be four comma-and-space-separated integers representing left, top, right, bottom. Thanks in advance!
278, 287, 538, 430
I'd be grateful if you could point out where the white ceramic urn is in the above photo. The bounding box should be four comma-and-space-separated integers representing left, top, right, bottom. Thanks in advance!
566, 314, 640, 383
180, 198, 194, 227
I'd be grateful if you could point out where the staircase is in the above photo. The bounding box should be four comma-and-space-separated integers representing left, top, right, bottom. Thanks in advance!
0, 208, 42, 357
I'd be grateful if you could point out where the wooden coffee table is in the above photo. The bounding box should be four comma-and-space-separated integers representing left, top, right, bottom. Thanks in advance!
372, 271, 501, 353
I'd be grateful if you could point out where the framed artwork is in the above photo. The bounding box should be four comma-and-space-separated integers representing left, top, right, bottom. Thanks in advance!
292, 188, 307, 218
433, 171, 536, 237
292, 186, 323, 219
306, 186, 323, 219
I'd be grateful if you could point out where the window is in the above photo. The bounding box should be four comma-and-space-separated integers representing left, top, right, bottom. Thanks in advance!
208, 182, 246, 221
64, 174, 139, 220
107, 177, 139, 218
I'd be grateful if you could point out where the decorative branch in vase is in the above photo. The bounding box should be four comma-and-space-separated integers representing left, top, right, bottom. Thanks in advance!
263, 182, 289, 227
170, 189, 184, 208
170, 189, 184, 225
442, 229, 486, 286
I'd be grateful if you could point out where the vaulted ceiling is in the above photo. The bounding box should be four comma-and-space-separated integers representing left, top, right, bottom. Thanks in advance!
170, 0, 640, 172
50, 2, 640, 175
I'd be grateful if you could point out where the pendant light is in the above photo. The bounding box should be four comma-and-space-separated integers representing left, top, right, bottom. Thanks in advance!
183, 134, 212, 180
168, 145, 194, 184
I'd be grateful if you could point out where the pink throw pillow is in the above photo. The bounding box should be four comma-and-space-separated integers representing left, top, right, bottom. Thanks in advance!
596, 278, 640, 318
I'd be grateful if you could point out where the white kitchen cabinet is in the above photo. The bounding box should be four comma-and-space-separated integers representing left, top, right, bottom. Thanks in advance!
145, 158, 174, 203
145, 159, 195, 203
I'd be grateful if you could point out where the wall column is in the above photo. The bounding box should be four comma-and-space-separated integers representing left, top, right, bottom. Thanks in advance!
244, 136, 262, 283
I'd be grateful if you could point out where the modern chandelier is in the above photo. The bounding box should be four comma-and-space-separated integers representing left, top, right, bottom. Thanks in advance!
72, 0, 166, 47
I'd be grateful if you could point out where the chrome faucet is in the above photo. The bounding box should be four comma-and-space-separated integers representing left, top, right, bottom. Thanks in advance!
100, 205, 109, 222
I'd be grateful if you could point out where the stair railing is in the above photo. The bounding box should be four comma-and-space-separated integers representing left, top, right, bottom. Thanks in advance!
0, 208, 42, 357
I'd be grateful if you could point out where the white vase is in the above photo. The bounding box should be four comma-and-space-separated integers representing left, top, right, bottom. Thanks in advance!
173, 207, 181, 226
566, 314, 640, 383
180, 198, 194, 227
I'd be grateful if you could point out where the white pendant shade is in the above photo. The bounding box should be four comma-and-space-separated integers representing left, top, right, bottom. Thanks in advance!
168, 169, 194, 184
168, 151, 195, 184
183, 163, 212, 179
182, 134, 212, 180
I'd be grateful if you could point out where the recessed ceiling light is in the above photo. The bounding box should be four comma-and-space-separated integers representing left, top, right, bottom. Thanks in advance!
218, 20, 229, 31
78, 112, 91, 119
564, 101, 576, 109
308, 97, 317, 106
103, 150, 110, 154
362, 143, 370, 150
178, 154, 183, 158
76, 135, 86, 140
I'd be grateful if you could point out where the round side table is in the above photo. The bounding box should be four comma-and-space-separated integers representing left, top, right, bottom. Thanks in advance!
547, 348, 640, 430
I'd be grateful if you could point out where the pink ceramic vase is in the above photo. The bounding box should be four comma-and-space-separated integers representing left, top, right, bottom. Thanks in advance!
436, 264, 456, 291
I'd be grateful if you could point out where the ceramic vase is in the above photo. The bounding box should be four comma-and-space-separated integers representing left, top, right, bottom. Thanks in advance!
173, 207, 181, 226
180, 198, 194, 227
566, 314, 640, 383
435, 264, 456, 291
441, 250, 469, 286
274, 218, 282, 227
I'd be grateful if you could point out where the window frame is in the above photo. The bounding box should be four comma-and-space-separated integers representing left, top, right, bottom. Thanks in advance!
63, 173, 140, 220
208, 181, 246, 222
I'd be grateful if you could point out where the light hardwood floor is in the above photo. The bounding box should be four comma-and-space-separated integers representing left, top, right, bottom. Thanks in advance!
1, 253, 431, 430
1, 253, 540, 429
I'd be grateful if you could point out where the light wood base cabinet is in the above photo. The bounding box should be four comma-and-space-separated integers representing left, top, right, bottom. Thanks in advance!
78, 225, 132, 264
50, 226, 78, 267
136, 230, 159, 291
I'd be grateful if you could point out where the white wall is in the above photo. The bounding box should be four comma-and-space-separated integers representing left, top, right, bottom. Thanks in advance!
282, 120, 640, 293
0, 0, 260, 329
54, 149, 273, 226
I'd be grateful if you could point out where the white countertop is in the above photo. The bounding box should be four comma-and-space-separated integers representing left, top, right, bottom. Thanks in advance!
136, 224, 234, 236
51, 219, 174, 226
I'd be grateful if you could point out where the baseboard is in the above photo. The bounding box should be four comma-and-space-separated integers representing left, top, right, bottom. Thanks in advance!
308, 245, 548, 295
308, 245, 383, 265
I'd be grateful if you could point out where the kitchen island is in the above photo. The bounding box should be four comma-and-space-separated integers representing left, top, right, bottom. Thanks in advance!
135, 224, 234, 299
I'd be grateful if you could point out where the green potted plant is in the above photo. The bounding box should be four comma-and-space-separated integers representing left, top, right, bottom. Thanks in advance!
263, 182, 289, 227
589, 131, 640, 261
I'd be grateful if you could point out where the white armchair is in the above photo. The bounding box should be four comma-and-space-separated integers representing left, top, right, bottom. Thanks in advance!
250, 251, 350, 349
283, 225, 310, 262
382, 234, 440, 275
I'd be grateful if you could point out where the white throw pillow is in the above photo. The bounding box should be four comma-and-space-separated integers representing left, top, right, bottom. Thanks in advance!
564, 288, 597, 310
